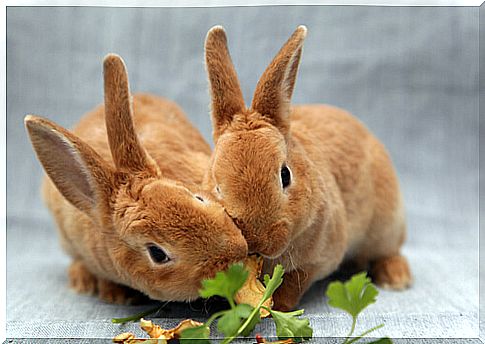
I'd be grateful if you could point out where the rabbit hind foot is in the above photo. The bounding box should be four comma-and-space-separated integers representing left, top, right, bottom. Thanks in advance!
370, 254, 412, 290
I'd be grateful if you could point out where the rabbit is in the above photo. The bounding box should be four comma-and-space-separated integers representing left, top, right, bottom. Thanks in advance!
202, 25, 412, 311
25, 54, 248, 304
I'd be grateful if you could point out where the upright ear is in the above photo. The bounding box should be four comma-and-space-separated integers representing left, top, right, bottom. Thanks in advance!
205, 26, 245, 140
251, 26, 307, 136
25, 115, 115, 215
103, 54, 160, 176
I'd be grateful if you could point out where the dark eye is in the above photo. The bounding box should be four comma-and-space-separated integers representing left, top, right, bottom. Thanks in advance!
195, 195, 205, 202
281, 165, 291, 188
147, 245, 170, 264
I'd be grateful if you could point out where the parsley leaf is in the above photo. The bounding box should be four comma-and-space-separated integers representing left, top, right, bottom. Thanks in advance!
217, 304, 253, 337
200, 263, 249, 302
181, 263, 312, 344
326, 272, 391, 344
326, 272, 378, 318
179, 325, 211, 344
262, 264, 285, 302
269, 309, 313, 343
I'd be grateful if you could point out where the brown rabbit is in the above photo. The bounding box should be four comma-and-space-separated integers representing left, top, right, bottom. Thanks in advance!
25, 54, 248, 304
203, 26, 412, 311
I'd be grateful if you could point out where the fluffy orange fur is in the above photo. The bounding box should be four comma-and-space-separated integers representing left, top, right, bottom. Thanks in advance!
25, 54, 248, 304
203, 26, 412, 311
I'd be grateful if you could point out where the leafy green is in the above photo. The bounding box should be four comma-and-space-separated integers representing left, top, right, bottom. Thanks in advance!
262, 264, 285, 302
180, 262, 311, 344
239, 309, 261, 336
200, 263, 248, 303
179, 325, 211, 344
326, 272, 390, 344
217, 303, 253, 337
111, 305, 162, 324
269, 309, 313, 343
115, 265, 394, 344
326, 272, 378, 318
220, 265, 286, 344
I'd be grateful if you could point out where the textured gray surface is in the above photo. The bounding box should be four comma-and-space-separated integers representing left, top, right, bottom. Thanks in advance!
3, 340, 485, 344
480, 4, 485, 343
6, 5, 480, 341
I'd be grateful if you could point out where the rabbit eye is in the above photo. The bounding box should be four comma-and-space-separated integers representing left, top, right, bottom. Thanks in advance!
280, 165, 291, 188
147, 245, 170, 264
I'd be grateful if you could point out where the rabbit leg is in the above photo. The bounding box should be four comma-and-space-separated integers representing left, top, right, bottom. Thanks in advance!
362, 210, 412, 289
272, 266, 318, 311
97, 278, 148, 305
370, 254, 412, 290
68, 260, 98, 295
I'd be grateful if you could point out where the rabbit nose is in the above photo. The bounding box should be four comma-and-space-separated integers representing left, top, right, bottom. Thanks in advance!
222, 233, 248, 262
247, 241, 263, 255
233, 236, 249, 261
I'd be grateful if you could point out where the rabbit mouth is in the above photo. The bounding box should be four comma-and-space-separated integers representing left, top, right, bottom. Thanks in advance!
223, 208, 245, 232
222, 210, 289, 259
257, 247, 286, 260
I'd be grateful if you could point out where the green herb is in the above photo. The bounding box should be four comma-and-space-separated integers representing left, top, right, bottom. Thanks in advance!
262, 265, 285, 301
113, 267, 392, 344
179, 263, 311, 344
265, 308, 313, 343
217, 303, 253, 336
178, 324, 211, 344
200, 263, 249, 307
326, 272, 390, 344
111, 304, 162, 324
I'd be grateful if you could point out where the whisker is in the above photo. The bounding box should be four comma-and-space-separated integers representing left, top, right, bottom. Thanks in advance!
287, 247, 302, 292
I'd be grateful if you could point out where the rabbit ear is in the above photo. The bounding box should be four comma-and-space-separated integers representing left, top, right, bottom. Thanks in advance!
205, 26, 245, 140
251, 26, 307, 136
103, 54, 160, 176
25, 115, 115, 214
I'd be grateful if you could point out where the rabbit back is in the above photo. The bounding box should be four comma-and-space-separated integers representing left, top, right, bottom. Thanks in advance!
290, 104, 405, 262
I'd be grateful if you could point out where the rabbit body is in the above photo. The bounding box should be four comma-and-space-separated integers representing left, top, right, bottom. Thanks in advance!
261, 104, 408, 308
286, 103, 405, 262
203, 26, 411, 310
27, 56, 248, 304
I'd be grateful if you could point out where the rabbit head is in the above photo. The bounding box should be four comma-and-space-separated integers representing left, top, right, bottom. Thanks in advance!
203, 26, 307, 258
25, 54, 248, 301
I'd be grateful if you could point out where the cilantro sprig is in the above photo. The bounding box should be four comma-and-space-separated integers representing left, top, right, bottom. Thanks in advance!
112, 266, 393, 344
179, 263, 312, 344
326, 272, 391, 344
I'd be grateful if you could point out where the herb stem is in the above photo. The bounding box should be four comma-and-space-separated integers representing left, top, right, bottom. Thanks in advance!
343, 316, 357, 344
111, 305, 162, 324
205, 310, 227, 327
221, 299, 264, 344
228, 297, 236, 310
345, 324, 384, 344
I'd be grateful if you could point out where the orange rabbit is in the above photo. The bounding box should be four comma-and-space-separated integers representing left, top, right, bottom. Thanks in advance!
25, 54, 247, 304
203, 26, 412, 310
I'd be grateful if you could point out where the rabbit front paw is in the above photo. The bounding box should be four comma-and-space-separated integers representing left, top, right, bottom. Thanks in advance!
97, 278, 147, 305
68, 260, 98, 295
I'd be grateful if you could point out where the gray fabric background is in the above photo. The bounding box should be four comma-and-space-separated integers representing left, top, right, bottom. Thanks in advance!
6, 5, 480, 342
